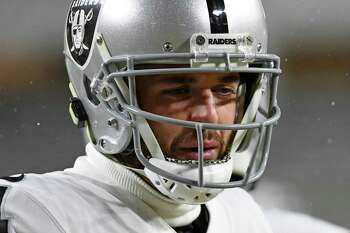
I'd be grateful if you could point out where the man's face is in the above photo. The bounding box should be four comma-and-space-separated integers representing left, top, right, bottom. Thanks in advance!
136, 70, 240, 161
72, 25, 84, 49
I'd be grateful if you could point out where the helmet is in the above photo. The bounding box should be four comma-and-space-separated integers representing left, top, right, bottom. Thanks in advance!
64, 0, 281, 204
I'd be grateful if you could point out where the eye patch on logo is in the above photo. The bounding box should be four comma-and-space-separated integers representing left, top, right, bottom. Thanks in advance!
66, 0, 102, 67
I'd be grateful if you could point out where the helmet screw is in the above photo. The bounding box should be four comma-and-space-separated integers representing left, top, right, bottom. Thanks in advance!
116, 103, 124, 112
107, 118, 119, 128
196, 35, 206, 46
163, 42, 174, 52
99, 139, 106, 148
96, 35, 103, 45
101, 86, 113, 99
246, 36, 254, 45
257, 43, 262, 52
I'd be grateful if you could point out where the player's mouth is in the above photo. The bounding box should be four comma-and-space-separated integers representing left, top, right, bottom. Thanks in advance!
174, 141, 220, 161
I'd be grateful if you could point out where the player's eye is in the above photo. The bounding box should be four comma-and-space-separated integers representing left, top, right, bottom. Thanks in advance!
212, 86, 237, 97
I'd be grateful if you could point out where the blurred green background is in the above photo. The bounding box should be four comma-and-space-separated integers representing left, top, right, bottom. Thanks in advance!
0, 0, 349, 229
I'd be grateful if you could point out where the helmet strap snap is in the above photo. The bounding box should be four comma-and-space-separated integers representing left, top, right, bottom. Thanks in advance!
69, 97, 88, 128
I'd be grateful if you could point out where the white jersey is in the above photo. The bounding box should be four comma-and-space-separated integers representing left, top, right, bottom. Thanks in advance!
266, 209, 350, 233
0, 144, 273, 233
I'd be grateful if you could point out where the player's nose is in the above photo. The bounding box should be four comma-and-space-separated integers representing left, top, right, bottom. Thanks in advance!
188, 89, 219, 123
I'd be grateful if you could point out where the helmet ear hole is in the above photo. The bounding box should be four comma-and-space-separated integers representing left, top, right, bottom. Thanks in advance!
83, 74, 100, 106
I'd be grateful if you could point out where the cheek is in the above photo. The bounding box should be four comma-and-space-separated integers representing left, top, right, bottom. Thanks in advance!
217, 102, 236, 124
148, 121, 181, 154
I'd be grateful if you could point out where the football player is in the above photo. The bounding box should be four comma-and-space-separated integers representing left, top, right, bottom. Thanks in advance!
0, 0, 282, 232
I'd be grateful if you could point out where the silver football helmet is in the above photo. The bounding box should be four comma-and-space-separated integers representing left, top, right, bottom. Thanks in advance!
64, 0, 281, 204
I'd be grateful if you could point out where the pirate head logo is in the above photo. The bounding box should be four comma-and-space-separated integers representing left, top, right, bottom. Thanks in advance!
69, 9, 93, 55
66, 0, 102, 66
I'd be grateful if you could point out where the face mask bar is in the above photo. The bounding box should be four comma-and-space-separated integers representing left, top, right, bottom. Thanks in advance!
91, 52, 281, 189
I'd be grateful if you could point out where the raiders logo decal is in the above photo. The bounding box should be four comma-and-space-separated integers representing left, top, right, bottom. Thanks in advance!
66, 0, 102, 66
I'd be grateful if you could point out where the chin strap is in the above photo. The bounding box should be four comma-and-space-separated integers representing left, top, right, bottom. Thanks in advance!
68, 82, 97, 144
68, 82, 82, 127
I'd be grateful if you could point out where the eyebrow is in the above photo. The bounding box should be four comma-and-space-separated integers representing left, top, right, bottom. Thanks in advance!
157, 74, 240, 84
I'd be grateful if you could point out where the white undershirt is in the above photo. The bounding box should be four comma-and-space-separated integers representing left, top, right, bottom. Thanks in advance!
69, 143, 201, 227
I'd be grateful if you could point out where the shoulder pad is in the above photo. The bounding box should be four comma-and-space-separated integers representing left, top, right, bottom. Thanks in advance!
0, 174, 25, 183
